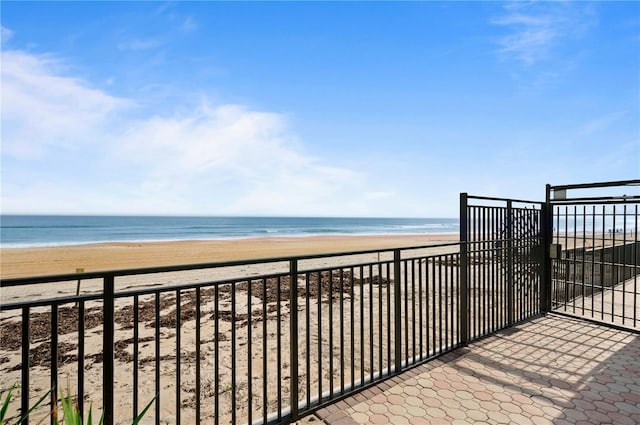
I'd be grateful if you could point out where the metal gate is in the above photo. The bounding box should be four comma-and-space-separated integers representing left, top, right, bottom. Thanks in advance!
460, 194, 544, 342
547, 180, 640, 330
461, 179, 640, 334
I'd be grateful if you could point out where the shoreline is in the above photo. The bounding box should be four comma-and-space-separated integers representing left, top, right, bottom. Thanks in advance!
0, 231, 459, 249
0, 233, 459, 278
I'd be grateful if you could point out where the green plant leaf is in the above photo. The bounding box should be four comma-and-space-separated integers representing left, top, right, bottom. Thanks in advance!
132, 394, 156, 425
19, 388, 52, 425
86, 403, 92, 425
0, 384, 16, 425
60, 392, 73, 425
3, 386, 153, 425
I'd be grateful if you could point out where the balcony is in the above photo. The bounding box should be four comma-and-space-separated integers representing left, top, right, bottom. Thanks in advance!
1, 180, 638, 424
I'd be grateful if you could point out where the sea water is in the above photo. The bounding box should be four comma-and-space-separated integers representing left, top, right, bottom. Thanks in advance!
0, 215, 459, 248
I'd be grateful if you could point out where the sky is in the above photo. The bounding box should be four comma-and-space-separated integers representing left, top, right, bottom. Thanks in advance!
1, 1, 639, 218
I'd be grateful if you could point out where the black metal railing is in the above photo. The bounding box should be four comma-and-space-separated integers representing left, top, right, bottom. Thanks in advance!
0, 236, 541, 425
547, 180, 640, 329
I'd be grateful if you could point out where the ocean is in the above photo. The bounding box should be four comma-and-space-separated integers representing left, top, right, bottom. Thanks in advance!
0, 215, 459, 248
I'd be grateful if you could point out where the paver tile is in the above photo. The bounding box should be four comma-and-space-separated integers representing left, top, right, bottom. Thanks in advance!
417, 377, 433, 387
423, 397, 442, 408
445, 408, 467, 420
351, 403, 368, 413
564, 408, 589, 421
478, 400, 499, 411
440, 397, 461, 410
486, 410, 510, 424
420, 387, 438, 398
369, 403, 387, 415
316, 316, 638, 425
404, 385, 421, 396
607, 412, 638, 425
368, 414, 387, 424
424, 407, 446, 418
520, 403, 544, 417
387, 394, 404, 404
594, 400, 618, 412
459, 399, 481, 411
350, 412, 369, 424
602, 390, 625, 403
433, 380, 451, 390
405, 405, 426, 417
387, 404, 407, 416
527, 415, 554, 425
511, 393, 533, 405
387, 385, 403, 395
473, 390, 493, 401
407, 395, 424, 407
540, 404, 563, 417
507, 413, 533, 425
454, 390, 472, 400
500, 402, 521, 414
615, 401, 640, 414
389, 416, 409, 425
466, 409, 488, 422
436, 389, 455, 400
331, 418, 358, 425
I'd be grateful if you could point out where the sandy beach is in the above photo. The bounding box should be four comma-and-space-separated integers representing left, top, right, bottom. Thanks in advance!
0, 234, 458, 279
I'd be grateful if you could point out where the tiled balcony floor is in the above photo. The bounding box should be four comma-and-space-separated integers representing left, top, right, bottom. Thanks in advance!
307, 314, 640, 424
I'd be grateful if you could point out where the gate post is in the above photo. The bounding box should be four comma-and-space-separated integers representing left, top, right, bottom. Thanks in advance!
393, 249, 402, 374
103, 274, 115, 425
507, 200, 514, 326
541, 184, 553, 314
290, 259, 299, 420
459, 193, 469, 346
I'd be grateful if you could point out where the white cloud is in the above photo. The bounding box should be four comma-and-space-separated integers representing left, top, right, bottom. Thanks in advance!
1, 50, 129, 158
1, 49, 386, 216
112, 103, 370, 215
492, 2, 597, 65
1, 25, 13, 44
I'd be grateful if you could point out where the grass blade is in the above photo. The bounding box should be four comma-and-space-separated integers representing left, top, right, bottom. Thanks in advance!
132, 395, 156, 425
0, 385, 16, 425
18, 388, 52, 425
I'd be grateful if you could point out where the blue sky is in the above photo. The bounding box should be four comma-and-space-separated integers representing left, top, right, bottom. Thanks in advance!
2, 1, 639, 217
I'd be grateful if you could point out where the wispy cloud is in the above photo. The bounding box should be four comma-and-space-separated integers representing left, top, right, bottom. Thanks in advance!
1, 49, 377, 215
1, 25, 14, 44
154, 2, 197, 34
112, 103, 368, 215
492, 2, 597, 65
117, 38, 162, 51
1, 50, 129, 158
577, 111, 626, 137
180, 17, 198, 33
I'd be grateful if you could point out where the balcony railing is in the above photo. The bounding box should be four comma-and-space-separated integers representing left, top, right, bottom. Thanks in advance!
0, 239, 541, 425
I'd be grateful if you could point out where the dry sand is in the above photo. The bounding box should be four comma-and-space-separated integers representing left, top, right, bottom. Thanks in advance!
0, 234, 458, 279
1, 234, 462, 425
